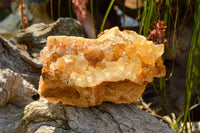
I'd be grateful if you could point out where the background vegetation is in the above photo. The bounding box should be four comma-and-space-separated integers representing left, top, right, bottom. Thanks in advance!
137, 0, 200, 132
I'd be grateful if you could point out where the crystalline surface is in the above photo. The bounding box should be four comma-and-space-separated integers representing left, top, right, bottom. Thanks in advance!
39, 27, 166, 107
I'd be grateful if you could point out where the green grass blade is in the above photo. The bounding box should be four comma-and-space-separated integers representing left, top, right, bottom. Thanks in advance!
195, 32, 200, 104
139, 0, 147, 34
159, 77, 165, 98
183, 3, 200, 132
193, 0, 200, 105
164, 0, 170, 26
139, 0, 157, 37
90, 0, 96, 38
143, 0, 156, 37
137, 0, 141, 20
100, 0, 115, 33
151, 82, 172, 117
68, 0, 72, 18
58, 0, 61, 18
193, 23, 200, 104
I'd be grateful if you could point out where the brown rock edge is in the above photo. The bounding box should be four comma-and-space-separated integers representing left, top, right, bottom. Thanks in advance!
39, 79, 147, 107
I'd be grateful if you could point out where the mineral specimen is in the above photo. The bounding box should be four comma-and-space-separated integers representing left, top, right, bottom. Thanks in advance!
39, 27, 166, 107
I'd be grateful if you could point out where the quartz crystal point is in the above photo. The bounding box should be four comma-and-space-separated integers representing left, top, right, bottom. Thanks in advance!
39, 27, 166, 107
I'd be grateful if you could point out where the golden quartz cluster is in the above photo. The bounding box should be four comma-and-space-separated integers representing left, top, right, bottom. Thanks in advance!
39, 27, 166, 107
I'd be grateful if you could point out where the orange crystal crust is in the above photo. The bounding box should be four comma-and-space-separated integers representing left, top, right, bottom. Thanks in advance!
39, 27, 166, 107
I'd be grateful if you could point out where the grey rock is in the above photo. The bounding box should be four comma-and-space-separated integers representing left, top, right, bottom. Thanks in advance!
16, 18, 84, 52
0, 35, 40, 132
19, 99, 175, 133
0, 70, 38, 107
0, 104, 23, 133
0, 36, 41, 88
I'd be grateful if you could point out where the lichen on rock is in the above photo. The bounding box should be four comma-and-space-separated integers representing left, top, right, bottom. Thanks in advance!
39, 27, 166, 107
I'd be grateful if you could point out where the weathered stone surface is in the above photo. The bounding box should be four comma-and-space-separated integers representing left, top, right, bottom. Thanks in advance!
19, 98, 175, 133
0, 104, 23, 133
39, 27, 166, 107
0, 36, 40, 132
0, 69, 38, 107
0, 37, 41, 88
16, 18, 84, 52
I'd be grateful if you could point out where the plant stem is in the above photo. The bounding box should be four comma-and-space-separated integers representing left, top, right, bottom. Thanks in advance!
151, 82, 172, 117
183, 2, 200, 132
90, 0, 96, 38
139, 0, 157, 37
20, 0, 25, 30
139, 0, 147, 34
20, 0, 39, 55
122, 0, 126, 29
68, 0, 72, 17
137, 0, 141, 20
143, 0, 156, 37
50, 0, 53, 21
100, 0, 115, 33
58, 0, 61, 18
164, 0, 170, 26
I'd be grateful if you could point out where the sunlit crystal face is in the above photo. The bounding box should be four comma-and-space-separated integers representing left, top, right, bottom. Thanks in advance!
40, 27, 165, 88
39, 27, 166, 107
